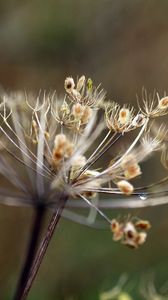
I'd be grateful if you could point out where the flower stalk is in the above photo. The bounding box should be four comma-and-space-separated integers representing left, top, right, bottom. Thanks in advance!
13, 204, 46, 300
19, 194, 68, 300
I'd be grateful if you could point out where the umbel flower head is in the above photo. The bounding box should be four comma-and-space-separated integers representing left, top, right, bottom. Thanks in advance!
0, 76, 168, 249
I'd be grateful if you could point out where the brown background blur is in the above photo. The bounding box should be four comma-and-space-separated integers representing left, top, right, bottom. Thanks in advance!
1, 1, 168, 299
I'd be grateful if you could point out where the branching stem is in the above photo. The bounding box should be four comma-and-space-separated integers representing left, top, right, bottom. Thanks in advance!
13, 205, 45, 300
21, 195, 68, 300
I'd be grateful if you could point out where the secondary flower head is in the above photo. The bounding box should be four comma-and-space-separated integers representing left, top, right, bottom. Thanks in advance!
0, 77, 168, 249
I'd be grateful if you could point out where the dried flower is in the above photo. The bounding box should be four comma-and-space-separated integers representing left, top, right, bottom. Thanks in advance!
2, 77, 168, 299
0, 79, 168, 240
111, 218, 150, 249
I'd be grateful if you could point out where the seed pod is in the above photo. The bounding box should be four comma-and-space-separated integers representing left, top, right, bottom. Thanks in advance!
77, 75, 85, 92
135, 220, 151, 230
118, 108, 130, 125
136, 232, 147, 245
132, 114, 146, 127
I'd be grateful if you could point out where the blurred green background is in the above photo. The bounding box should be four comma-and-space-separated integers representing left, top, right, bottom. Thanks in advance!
1, 0, 168, 299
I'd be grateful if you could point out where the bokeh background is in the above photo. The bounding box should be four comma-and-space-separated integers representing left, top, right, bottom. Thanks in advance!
1, 0, 168, 299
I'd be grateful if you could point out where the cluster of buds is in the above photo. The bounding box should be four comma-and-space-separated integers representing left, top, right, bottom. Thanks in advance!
111, 219, 151, 249
64, 76, 85, 101
64, 75, 105, 107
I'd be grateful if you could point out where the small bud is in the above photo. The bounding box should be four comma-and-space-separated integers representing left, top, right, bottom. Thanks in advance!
87, 78, 93, 92
117, 180, 134, 195
158, 96, 168, 109
76, 75, 85, 92
64, 77, 75, 93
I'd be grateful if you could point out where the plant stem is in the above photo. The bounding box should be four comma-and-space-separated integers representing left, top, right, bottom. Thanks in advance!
13, 205, 45, 300
21, 195, 67, 300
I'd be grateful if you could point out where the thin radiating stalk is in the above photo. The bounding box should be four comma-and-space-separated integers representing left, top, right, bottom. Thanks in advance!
13, 205, 46, 300
72, 133, 121, 183
21, 195, 68, 300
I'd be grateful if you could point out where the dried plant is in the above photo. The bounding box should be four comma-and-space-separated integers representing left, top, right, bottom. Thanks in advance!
0, 76, 168, 299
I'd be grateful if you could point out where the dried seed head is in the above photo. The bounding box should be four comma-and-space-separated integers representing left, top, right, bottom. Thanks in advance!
117, 180, 134, 195
105, 103, 135, 132
111, 217, 150, 249
64, 77, 75, 93
158, 96, 168, 110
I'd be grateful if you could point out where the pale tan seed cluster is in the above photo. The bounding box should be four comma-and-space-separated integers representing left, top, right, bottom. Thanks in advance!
71, 103, 92, 124
51, 134, 74, 169
111, 219, 151, 249
121, 154, 141, 179
117, 180, 134, 195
